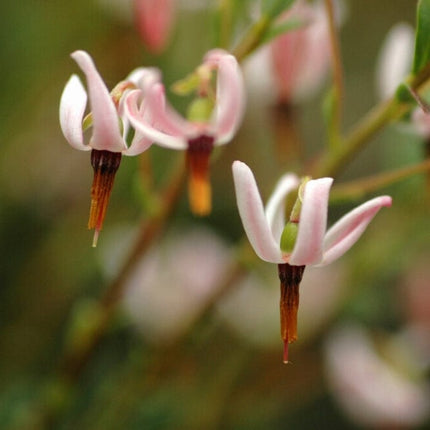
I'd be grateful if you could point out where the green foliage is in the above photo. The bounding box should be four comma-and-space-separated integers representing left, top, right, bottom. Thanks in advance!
262, 0, 296, 19
413, 0, 430, 73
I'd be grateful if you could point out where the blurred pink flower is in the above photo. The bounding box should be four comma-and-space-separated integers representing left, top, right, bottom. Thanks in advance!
125, 49, 245, 215
232, 161, 392, 266
123, 228, 230, 343
270, 0, 335, 103
375, 22, 414, 100
134, 0, 175, 54
325, 324, 430, 428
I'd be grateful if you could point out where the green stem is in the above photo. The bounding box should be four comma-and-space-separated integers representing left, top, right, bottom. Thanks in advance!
315, 62, 430, 179
324, 0, 344, 149
315, 97, 403, 178
217, 0, 233, 49
329, 158, 430, 202
232, 15, 271, 62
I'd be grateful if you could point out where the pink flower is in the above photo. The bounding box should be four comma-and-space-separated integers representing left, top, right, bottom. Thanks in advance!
60, 50, 159, 155
134, 0, 175, 54
232, 161, 392, 266
270, 0, 334, 103
59, 50, 159, 246
232, 161, 391, 361
124, 49, 245, 215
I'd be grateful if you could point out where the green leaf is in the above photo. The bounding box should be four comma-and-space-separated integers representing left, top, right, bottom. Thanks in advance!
261, 18, 304, 44
262, 0, 296, 19
413, 0, 430, 73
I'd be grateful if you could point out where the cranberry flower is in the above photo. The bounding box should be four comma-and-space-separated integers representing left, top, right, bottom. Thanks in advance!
60, 50, 159, 246
232, 161, 392, 361
124, 49, 245, 215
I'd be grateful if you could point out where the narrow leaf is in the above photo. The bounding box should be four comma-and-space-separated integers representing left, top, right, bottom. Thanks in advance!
262, 0, 296, 19
261, 18, 304, 44
413, 0, 430, 73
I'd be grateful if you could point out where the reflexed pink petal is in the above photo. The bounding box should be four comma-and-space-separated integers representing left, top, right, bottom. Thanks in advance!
208, 52, 245, 144
319, 196, 392, 266
148, 83, 192, 137
232, 161, 283, 263
71, 50, 126, 152
265, 174, 300, 244
124, 90, 187, 150
59, 75, 90, 151
120, 68, 161, 148
126, 67, 161, 90
289, 177, 333, 265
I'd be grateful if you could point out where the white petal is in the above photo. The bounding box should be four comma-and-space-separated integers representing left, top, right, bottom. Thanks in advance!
207, 52, 245, 145
376, 23, 414, 100
126, 67, 161, 92
232, 161, 283, 263
319, 196, 392, 266
265, 173, 300, 243
59, 75, 90, 151
289, 177, 333, 266
124, 89, 187, 150
71, 50, 126, 152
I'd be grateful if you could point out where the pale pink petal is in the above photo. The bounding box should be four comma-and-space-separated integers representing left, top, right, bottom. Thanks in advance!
289, 178, 333, 265
147, 83, 192, 137
265, 174, 300, 243
59, 75, 90, 151
119, 68, 161, 147
208, 52, 245, 144
319, 196, 392, 266
71, 50, 126, 152
126, 67, 161, 92
124, 90, 187, 150
232, 161, 283, 263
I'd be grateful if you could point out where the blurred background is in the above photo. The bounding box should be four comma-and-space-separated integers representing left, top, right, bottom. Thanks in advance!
1, 0, 429, 429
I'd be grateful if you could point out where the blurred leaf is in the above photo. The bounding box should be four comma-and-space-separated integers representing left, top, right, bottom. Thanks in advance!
413, 0, 430, 73
262, 0, 295, 19
261, 18, 303, 44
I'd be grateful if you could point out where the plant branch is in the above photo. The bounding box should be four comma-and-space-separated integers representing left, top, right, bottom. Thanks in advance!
329, 158, 430, 202
324, 0, 344, 147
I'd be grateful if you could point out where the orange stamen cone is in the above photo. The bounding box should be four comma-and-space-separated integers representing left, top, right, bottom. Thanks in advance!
186, 135, 214, 216
278, 263, 305, 363
88, 149, 122, 247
